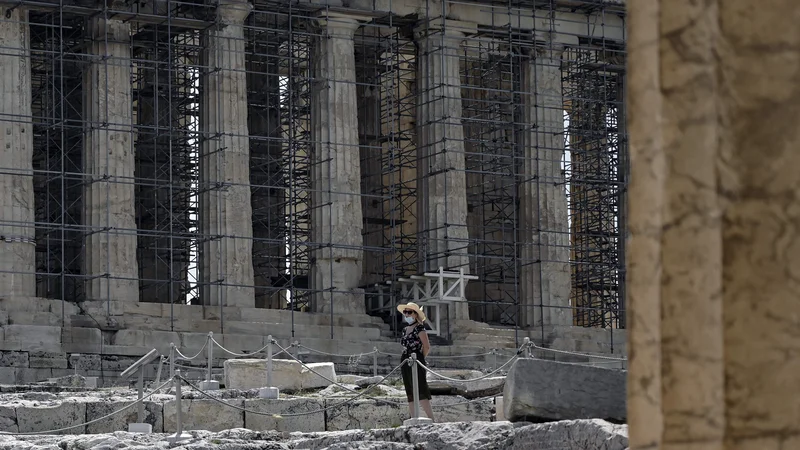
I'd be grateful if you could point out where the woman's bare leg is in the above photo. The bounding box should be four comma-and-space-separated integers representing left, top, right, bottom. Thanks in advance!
420, 400, 435, 422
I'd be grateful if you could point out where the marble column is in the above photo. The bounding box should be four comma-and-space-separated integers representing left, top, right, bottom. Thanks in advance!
310, 14, 365, 314
626, 1, 800, 449
83, 16, 139, 302
414, 22, 471, 321
199, 0, 255, 308
518, 48, 571, 328
0, 7, 35, 297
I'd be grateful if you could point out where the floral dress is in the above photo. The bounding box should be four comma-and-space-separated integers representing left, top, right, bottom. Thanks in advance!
400, 323, 432, 401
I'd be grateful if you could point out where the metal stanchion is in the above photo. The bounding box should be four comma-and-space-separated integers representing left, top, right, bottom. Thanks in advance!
259, 335, 279, 399
291, 341, 299, 361
154, 356, 164, 391
200, 332, 219, 390
492, 349, 498, 371
372, 347, 378, 377
166, 370, 191, 444
137, 370, 145, 424
402, 354, 432, 426
523, 337, 532, 358
169, 343, 176, 379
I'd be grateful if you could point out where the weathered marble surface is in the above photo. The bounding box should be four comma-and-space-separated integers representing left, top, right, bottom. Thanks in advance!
626, 1, 800, 449
0, 419, 628, 449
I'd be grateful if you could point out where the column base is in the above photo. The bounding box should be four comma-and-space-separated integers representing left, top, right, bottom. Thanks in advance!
128, 423, 152, 433
199, 380, 219, 391
258, 387, 280, 399
403, 417, 433, 427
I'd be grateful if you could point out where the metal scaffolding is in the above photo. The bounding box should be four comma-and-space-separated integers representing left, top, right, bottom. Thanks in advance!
2, 0, 627, 342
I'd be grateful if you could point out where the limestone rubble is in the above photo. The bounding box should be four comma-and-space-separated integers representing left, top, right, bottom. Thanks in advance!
0, 419, 628, 450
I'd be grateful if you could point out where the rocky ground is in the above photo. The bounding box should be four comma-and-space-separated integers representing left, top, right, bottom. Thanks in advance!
0, 419, 628, 450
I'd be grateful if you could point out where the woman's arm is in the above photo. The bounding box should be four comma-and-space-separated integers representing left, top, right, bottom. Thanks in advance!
419, 330, 431, 357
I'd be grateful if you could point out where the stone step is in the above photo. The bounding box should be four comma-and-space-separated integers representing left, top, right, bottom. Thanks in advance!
113, 314, 384, 342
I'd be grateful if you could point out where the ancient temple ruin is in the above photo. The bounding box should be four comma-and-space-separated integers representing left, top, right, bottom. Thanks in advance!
0, 0, 627, 383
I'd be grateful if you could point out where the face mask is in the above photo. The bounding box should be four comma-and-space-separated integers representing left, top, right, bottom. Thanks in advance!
404, 316, 415, 324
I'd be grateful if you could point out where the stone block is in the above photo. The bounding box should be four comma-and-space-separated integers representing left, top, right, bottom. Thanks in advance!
221, 334, 265, 354
0, 351, 28, 367
61, 327, 103, 345
29, 357, 68, 369
433, 396, 493, 423
325, 398, 406, 431
224, 359, 336, 391
203, 306, 242, 321
3, 325, 61, 345
69, 354, 102, 371
7, 311, 62, 327
0, 311, 7, 326
511, 419, 628, 450
16, 401, 87, 434
113, 330, 178, 353
163, 398, 244, 432
101, 356, 137, 372
243, 398, 325, 432
178, 332, 211, 350
29, 351, 68, 369
0, 405, 17, 433
428, 377, 505, 399
164, 304, 205, 321
15, 368, 53, 384
0, 367, 15, 384
122, 301, 163, 317
502, 358, 626, 422
85, 400, 163, 434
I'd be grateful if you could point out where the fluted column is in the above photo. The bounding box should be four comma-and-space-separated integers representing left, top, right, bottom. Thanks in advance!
414, 21, 471, 321
627, 1, 800, 449
199, 0, 255, 307
0, 7, 35, 297
82, 15, 139, 302
310, 14, 365, 314
518, 47, 570, 328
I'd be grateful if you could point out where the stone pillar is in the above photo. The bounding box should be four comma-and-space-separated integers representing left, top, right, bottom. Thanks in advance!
82, 15, 139, 302
626, 1, 800, 449
0, 7, 35, 298
310, 14, 365, 314
414, 21, 472, 321
199, 0, 255, 308
518, 48, 570, 328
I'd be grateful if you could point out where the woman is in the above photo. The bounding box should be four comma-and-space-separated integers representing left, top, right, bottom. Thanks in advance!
397, 302, 435, 422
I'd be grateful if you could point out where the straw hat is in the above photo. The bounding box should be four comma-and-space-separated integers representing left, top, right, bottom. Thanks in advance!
397, 302, 426, 322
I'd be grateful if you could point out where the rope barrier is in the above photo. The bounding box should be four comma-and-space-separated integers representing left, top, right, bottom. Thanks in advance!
179, 359, 408, 417
208, 336, 288, 358
174, 338, 208, 361
296, 344, 377, 359
0, 379, 173, 436
530, 341, 627, 362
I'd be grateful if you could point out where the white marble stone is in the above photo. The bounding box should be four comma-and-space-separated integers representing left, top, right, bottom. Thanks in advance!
224, 358, 336, 391
199, 0, 255, 308
0, 7, 35, 297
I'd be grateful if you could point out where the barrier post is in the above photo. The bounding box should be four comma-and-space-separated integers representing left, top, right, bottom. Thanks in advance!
523, 337, 532, 358
259, 334, 279, 399
154, 356, 164, 391
137, 369, 145, 423
169, 343, 176, 379
402, 354, 432, 426
411, 354, 420, 419
372, 347, 378, 377
200, 332, 219, 390
492, 349, 498, 371
166, 370, 191, 444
